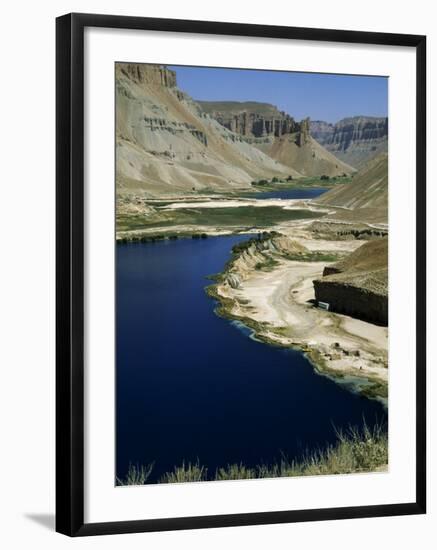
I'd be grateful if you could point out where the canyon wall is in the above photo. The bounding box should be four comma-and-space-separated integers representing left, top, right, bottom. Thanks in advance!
199, 101, 353, 177
197, 101, 301, 138
310, 116, 388, 168
116, 64, 293, 197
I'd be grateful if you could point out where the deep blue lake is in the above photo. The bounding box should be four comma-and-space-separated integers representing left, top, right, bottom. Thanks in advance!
252, 187, 329, 200
116, 227, 387, 483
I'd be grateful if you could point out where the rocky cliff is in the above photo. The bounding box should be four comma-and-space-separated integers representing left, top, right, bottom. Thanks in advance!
198, 102, 354, 177
313, 239, 388, 325
119, 63, 178, 88
221, 233, 309, 290
310, 116, 388, 168
197, 100, 301, 138
116, 64, 293, 197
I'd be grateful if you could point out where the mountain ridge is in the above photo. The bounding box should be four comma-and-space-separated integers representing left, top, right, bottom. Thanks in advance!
116, 64, 296, 196
310, 116, 388, 168
197, 100, 354, 177
116, 64, 358, 197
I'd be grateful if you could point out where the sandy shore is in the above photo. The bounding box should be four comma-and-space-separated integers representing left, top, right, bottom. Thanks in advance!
117, 193, 389, 402
211, 226, 388, 402
158, 197, 330, 213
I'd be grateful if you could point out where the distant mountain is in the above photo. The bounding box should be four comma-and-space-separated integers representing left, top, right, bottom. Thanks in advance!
314, 153, 388, 223
116, 64, 294, 196
310, 116, 388, 168
198, 101, 355, 177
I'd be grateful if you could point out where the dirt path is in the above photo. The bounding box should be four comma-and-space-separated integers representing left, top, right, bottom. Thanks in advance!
218, 252, 388, 386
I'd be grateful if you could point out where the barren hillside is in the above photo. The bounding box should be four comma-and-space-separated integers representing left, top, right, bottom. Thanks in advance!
197, 102, 355, 177
116, 64, 293, 197
313, 153, 388, 222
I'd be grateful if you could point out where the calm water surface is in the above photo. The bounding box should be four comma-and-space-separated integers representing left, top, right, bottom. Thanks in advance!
116, 226, 386, 483
251, 187, 328, 200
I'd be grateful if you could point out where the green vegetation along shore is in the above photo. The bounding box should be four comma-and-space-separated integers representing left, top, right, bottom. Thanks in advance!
248, 174, 353, 191
117, 205, 320, 234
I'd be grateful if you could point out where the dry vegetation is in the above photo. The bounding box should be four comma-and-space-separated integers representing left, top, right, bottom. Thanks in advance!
117, 424, 388, 485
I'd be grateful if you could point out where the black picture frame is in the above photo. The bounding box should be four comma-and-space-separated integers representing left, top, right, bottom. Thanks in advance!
56, 12, 426, 537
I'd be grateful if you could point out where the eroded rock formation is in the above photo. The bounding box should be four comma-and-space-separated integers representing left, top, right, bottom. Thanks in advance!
297, 117, 310, 146
197, 100, 314, 145
313, 239, 388, 325
119, 63, 177, 88
310, 116, 388, 168
116, 64, 292, 195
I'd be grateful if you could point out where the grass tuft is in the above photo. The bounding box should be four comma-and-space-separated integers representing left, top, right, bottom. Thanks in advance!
159, 461, 207, 483
116, 462, 154, 486
215, 463, 258, 480
117, 424, 388, 486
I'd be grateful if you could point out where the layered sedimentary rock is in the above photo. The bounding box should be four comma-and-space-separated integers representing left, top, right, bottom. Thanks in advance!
297, 117, 310, 146
197, 101, 300, 138
310, 116, 388, 168
220, 233, 309, 290
116, 64, 292, 197
309, 120, 334, 141
198, 102, 354, 177
313, 239, 388, 325
119, 63, 177, 88
310, 221, 388, 241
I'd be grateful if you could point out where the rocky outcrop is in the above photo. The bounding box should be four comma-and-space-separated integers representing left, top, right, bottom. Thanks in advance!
310, 116, 388, 168
119, 63, 177, 88
219, 233, 309, 290
297, 117, 310, 146
313, 278, 387, 325
310, 221, 388, 241
197, 101, 301, 138
116, 64, 293, 196
116, 64, 361, 196
313, 239, 388, 325
221, 110, 298, 138
198, 102, 355, 176
198, 100, 313, 149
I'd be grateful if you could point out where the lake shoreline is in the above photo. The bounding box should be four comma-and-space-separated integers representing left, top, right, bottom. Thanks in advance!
205, 230, 388, 405
116, 187, 332, 242
205, 283, 387, 406
116, 232, 388, 482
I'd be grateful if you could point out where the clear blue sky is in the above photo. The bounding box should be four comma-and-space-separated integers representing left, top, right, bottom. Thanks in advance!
169, 65, 388, 123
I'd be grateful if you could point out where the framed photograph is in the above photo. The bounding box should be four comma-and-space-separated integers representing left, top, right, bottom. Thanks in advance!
56, 13, 426, 536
